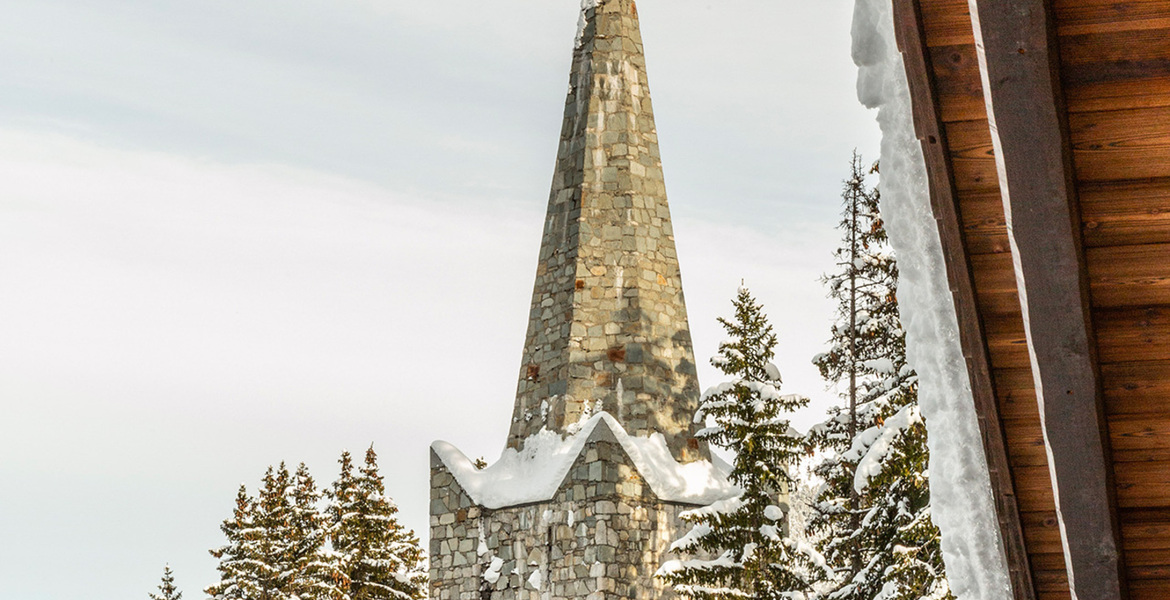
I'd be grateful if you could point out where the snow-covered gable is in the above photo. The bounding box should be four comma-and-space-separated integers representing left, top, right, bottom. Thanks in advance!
431, 412, 738, 510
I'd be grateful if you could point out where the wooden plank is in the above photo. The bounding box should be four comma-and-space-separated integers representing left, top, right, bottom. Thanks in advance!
1112, 448, 1170, 464
984, 315, 1031, 368
1060, 28, 1170, 113
1121, 519, 1170, 551
970, 0, 1128, 596
1124, 548, 1170, 568
1096, 307, 1170, 364
1114, 460, 1170, 484
1088, 244, 1170, 308
920, 0, 975, 46
1054, 0, 1170, 36
971, 252, 1020, 315
1005, 426, 1051, 468
1128, 564, 1170, 581
1065, 77, 1170, 114
1061, 28, 1170, 81
931, 44, 986, 122
996, 367, 1041, 421
1014, 466, 1065, 492
1109, 416, 1170, 452
1069, 106, 1170, 182
945, 120, 999, 191
1102, 360, 1170, 415
1035, 569, 1072, 593
961, 189, 1011, 254
1131, 580, 1170, 600
1121, 507, 1170, 523
891, 2, 1037, 598
1032, 552, 1069, 572
1081, 178, 1170, 248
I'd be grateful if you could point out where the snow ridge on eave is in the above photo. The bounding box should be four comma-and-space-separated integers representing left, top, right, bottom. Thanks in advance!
851, 0, 1015, 597
431, 412, 737, 511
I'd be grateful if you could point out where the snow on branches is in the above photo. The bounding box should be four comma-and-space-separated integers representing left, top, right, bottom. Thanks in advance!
659, 287, 827, 600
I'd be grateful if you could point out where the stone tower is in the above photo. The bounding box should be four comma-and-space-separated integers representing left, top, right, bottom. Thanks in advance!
510, 0, 702, 463
428, 2, 735, 599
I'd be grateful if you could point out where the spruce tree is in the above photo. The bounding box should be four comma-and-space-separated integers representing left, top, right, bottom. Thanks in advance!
206, 485, 265, 600
807, 154, 950, 599
289, 463, 348, 600
659, 286, 826, 600
149, 564, 182, 600
255, 463, 296, 599
208, 464, 300, 600
328, 447, 427, 600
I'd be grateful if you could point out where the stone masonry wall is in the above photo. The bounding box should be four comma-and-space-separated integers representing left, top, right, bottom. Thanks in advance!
430, 427, 695, 600
509, 0, 704, 463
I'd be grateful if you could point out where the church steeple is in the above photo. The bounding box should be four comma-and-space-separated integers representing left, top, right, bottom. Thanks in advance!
509, 0, 704, 462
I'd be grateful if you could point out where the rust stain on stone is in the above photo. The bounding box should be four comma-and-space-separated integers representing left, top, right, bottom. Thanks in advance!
607, 347, 627, 362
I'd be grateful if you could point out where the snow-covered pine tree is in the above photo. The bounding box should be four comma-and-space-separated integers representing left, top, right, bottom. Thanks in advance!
206, 486, 265, 600
659, 286, 827, 600
256, 463, 297, 599
807, 154, 950, 599
328, 447, 427, 600
207, 464, 300, 600
149, 564, 182, 600
289, 463, 348, 600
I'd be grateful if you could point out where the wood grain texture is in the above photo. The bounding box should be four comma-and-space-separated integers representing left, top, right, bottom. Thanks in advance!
921, 0, 975, 46
962, 189, 1011, 254
984, 315, 1031, 368
1054, 0, 1170, 36
1061, 28, 1170, 113
945, 120, 999, 191
1069, 106, 1170, 182
932, 43, 987, 122
971, 252, 1020, 315
1102, 360, 1170, 416
1088, 244, 1170, 308
1096, 307, 1170, 364
1109, 416, 1170, 452
1082, 178, 1170, 247
996, 367, 1041, 421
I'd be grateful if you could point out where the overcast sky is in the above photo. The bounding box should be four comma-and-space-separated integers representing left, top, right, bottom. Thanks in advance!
0, 1, 880, 598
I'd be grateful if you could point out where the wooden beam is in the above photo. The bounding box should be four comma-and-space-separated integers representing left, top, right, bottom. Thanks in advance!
891, 2, 1037, 598
968, 0, 1128, 598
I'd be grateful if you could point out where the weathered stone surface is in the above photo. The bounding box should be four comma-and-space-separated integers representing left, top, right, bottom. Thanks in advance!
430, 3, 723, 598
429, 431, 694, 600
509, 0, 704, 463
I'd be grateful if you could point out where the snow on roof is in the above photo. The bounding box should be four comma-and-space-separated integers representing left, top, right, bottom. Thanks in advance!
431, 412, 738, 510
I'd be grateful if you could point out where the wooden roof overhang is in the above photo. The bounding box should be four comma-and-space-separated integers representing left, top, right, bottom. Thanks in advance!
891, 0, 1170, 598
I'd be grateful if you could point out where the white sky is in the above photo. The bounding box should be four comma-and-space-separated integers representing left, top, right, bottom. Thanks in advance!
0, 1, 880, 598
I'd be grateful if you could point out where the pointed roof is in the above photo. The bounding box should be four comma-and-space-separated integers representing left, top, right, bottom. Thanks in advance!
508, 0, 705, 462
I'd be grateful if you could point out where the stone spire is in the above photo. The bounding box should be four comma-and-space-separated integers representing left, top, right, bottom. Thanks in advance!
509, 0, 704, 461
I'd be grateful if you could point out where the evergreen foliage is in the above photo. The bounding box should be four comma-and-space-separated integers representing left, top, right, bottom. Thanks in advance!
149, 565, 183, 600
806, 154, 950, 599
206, 485, 267, 600
328, 447, 428, 600
660, 287, 827, 600
207, 452, 424, 600
289, 463, 348, 600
